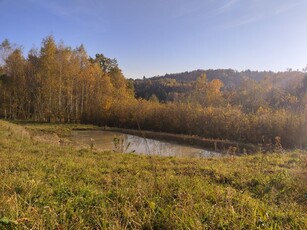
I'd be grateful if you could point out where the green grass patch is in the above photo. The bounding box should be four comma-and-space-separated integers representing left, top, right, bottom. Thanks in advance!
0, 120, 306, 229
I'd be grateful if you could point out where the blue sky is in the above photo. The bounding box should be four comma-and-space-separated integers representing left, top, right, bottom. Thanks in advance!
1, 0, 307, 78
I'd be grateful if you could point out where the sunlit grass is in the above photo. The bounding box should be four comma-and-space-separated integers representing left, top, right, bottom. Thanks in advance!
0, 120, 306, 229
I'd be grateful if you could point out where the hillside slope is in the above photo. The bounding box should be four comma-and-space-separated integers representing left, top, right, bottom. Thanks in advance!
133, 69, 306, 101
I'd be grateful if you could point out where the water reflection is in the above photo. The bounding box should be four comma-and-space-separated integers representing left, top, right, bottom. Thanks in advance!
71, 130, 219, 157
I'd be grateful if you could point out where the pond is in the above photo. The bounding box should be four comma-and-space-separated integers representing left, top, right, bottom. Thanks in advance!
71, 130, 220, 157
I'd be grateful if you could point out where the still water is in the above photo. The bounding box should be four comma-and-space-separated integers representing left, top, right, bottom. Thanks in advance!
71, 130, 219, 157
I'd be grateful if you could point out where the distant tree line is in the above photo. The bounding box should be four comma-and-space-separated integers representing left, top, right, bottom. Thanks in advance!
1, 37, 306, 149
134, 69, 307, 109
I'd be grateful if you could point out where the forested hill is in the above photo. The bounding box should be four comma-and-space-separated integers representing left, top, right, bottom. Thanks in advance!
133, 69, 306, 102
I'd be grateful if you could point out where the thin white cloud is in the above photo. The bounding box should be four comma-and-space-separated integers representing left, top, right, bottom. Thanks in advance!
34, 0, 105, 18
27, 0, 71, 16
273, 1, 301, 16
218, 0, 241, 12
170, 1, 210, 19
229, 15, 264, 28
220, 0, 305, 29
28, 0, 107, 33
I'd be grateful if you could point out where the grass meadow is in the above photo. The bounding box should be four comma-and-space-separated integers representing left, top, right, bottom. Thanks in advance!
0, 120, 306, 229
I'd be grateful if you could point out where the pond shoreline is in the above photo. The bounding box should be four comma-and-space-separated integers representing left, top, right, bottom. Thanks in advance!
83, 126, 259, 154
15, 120, 258, 154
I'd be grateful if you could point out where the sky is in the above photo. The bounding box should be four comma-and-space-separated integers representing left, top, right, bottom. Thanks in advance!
1, 0, 307, 78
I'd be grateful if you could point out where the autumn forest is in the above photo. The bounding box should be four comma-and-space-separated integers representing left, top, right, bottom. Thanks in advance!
0, 36, 307, 150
